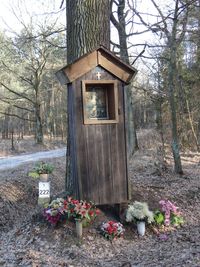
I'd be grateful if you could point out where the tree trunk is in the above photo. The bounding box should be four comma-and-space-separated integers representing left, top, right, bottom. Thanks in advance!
66, 0, 110, 195
66, 0, 110, 64
125, 89, 139, 157
168, 40, 183, 174
110, 0, 139, 157
11, 124, 15, 151
35, 103, 43, 144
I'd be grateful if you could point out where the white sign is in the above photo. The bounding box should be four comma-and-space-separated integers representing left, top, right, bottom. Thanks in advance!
39, 181, 50, 198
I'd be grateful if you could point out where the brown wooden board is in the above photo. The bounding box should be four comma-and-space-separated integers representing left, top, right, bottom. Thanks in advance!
64, 51, 97, 82
67, 84, 79, 198
98, 51, 131, 83
72, 69, 129, 205
58, 47, 137, 84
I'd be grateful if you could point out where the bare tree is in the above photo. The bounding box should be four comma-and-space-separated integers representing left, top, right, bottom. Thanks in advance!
110, 0, 139, 157
129, 0, 197, 173
0, 21, 66, 144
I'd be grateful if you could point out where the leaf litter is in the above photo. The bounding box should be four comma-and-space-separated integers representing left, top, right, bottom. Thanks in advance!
0, 131, 199, 267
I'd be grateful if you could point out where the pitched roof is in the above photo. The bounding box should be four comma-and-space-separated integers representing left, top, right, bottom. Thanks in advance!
56, 46, 137, 85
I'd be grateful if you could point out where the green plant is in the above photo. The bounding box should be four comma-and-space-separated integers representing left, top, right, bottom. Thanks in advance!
154, 210, 165, 225
28, 161, 54, 178
126, 201, 154, 223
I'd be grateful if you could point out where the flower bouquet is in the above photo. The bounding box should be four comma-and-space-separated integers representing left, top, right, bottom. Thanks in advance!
126, 201, 154, 223
100, 221, 125, 240
154, 200, 184, 227
63, 197, 100, 225
43, 197, 100, 227
63, 197, 100, 238
43, 198, 65, 225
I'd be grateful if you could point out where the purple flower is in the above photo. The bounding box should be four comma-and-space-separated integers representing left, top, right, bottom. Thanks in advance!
159, 234, 168, 241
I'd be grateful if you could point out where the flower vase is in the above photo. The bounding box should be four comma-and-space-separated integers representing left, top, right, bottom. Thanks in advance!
137, 221, 145, 236
40, 173, 49, 182
75, 219, 83, 238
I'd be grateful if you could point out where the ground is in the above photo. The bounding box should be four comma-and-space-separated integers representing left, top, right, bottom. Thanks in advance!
0, 131, 200, 267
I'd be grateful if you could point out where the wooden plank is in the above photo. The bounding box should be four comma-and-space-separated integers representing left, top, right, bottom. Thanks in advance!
99, 124, 113, 204
98, 46, 137, 75
98, 51, 132, 83
110, 123, 121, 203
73, 79, 88, 200
107, 81, 128, 204
55, 70, 69, 85
64, 51, 97, 82
121, 83, 131, 201
68, 84, 79, 198
116, 83, 129, 202
95, 125, 107, 203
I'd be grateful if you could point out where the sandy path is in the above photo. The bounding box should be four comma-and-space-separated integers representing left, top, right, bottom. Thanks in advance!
0, 148, 66, 170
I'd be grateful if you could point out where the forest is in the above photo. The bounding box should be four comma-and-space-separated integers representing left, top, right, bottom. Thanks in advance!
0, 0, 199, 159
0, 0, 200, 266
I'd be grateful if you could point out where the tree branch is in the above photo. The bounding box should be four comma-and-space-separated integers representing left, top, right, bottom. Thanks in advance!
0, 98, 34, 113
0, 83, 35, 105
132, 44, 147, 64
0, 111, 35, 122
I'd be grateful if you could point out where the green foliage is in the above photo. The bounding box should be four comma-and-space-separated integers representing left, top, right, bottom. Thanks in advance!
28, 161, 54, 178
170, 213, 184, 227
154, 210, 165, 225
28, 171, 40, 179
148, 201, 185, 229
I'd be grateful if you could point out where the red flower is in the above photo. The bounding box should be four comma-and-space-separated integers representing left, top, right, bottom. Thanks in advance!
81, 210, 86, 215
85, 203, 91, 209
72, 199, 79, 205
89, 210, 94, 216
107, 226, 113, 234
95, 209, 101, 215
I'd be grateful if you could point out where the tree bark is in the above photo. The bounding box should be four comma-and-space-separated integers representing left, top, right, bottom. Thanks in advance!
66, 0, 110, 64
66, 0, 110, 194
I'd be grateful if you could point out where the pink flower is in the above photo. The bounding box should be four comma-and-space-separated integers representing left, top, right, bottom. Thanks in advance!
159, 200, 180, 226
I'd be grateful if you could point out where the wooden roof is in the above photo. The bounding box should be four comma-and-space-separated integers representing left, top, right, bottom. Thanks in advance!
56, 46, 137, 85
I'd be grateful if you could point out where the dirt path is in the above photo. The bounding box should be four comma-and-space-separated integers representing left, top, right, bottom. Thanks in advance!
0, 148, 66, 170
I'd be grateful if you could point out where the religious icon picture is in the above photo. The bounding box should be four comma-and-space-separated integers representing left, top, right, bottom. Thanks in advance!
82, 80, 118, 124
85, 86, 108, 119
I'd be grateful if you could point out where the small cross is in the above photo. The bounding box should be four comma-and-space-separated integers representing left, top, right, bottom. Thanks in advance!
96, 72, 101, 80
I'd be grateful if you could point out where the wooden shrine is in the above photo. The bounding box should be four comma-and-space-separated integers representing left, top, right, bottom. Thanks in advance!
56, 46, 137, 205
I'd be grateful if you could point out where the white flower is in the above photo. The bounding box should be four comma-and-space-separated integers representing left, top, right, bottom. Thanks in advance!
126, 201, 154, 223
